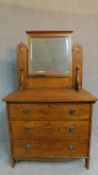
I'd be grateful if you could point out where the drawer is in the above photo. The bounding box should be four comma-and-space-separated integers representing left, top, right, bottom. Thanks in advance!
9, 103, 91, 121
11, 121, 90, 139
13, 139, 88, 158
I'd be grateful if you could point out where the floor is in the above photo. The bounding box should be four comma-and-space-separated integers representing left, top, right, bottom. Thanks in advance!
0, 128, 98, 175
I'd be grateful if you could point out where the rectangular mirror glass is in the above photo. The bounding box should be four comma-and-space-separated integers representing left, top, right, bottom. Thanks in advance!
27, 31, 72, 77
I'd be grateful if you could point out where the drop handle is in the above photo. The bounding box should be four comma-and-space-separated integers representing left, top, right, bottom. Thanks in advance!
22, 107, 30, 114
24, 145, 32, 151
24, 126, 31, 133
68, 109, 76, 115
68, 126, 76, 133
68, 145, 75, 151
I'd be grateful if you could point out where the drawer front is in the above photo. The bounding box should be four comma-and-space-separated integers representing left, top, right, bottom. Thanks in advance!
9, 103, 91, 120
13, 139, 88, 158
11, 121, 90, 139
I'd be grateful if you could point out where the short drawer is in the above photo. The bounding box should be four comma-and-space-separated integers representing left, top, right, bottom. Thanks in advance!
13, 139, 89, 158
9, 103, 91, 121
11, 121, 90, 139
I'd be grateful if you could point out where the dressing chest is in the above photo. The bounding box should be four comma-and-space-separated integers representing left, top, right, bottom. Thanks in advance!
3, 31, 97, 168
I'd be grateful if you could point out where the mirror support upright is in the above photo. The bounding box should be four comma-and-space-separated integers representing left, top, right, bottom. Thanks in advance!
72, 43, 83, 91
76, 65, 81, 91
17, 43, 28, 91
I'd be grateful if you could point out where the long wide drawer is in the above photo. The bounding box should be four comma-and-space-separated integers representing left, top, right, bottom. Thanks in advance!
13, 139, 89, 158
11, 121, 90, 139
9, 103, 91, 120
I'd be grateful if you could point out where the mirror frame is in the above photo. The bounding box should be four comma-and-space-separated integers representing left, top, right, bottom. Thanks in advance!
26, 31, 73, 77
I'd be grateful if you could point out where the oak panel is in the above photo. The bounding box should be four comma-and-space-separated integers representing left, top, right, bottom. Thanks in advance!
9, 103, 91, 121
11, 121, 90, 139
13, 139, 88, 158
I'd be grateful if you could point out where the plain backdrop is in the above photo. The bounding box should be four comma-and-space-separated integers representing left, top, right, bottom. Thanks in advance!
0, 0, 98, 172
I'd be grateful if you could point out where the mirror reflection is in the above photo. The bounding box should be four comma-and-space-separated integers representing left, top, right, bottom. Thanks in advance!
30, 37, 71, 74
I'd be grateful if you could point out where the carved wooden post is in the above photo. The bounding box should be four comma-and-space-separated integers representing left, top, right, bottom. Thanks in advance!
76, 65, 81, 91
17, 43, 28, 90
72, 43, 83, 91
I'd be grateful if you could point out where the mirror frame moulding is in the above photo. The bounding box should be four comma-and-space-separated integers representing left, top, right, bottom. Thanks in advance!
26, 31, 73, 78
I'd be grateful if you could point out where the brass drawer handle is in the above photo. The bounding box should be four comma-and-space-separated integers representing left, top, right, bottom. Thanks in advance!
24, 145, 32, 151
68, 109, 76, 115
68, 126, 76, 133
24, 126, 31, 133
22, 107, 29, 114
68, 144, 75, 151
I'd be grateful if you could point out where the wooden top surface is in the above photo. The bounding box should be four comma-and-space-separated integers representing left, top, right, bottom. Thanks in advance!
3, 88, 97, 103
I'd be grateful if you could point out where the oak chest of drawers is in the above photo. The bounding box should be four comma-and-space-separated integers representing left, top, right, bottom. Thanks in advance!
2, 31, 97, 168
3, 89, 96, 168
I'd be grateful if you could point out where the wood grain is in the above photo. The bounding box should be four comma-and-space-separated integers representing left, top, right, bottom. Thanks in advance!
24, 77, 72, 89
8, 103, 91, 121
13, 138, 88, 158
11, 121, 90, 139
72, 43, 83, 89
17, 43, 28, 90
3, 89, 97, 103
